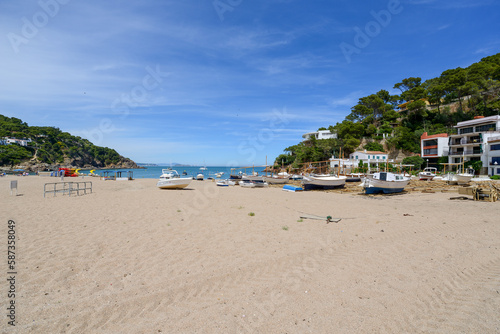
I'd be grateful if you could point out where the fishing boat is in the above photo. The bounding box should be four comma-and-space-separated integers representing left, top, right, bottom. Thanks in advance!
157, 169, 192, 189
418, 167, 437, 181
362, 172, 410, 194
301, 174, 347, 190
196, 173, 204, 180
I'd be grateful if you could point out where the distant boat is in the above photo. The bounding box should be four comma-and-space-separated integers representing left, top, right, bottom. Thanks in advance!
200, 166, 207, 171
301, 174, 347, 190
362, 172, 410, 194
157, 169, 192, 189
418, 167, 437, 181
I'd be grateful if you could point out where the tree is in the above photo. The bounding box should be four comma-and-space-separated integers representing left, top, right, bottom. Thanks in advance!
364, 141, 384, 152
402, 156, 425, 170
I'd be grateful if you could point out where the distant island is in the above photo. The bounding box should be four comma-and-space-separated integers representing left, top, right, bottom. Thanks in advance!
0, 114, 138, 171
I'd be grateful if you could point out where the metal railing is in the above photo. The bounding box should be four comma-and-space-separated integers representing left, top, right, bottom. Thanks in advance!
43, 182, 92, 198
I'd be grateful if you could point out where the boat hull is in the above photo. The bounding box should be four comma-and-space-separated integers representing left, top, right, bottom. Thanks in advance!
363, 173, 410, 194
301, 175, 347, 190
455, 174, 473, 185
263, 176, 289, 184
157, 179, 191, 189
364, 186, 405, 194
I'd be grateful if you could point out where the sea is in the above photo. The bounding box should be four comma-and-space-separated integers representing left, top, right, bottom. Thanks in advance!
90, 166, 268, 179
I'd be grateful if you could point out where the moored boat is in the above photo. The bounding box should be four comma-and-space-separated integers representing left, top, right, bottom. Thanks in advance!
363, 172, 410, 194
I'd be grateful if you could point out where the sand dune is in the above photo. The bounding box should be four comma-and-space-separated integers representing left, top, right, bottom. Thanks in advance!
1, 176, 499, 333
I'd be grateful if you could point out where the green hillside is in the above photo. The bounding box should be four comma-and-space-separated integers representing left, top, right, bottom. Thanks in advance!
0, 115, 137, 170
275, 53, 500, 168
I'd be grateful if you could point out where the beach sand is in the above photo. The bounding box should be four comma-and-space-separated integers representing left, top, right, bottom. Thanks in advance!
1, 175, 499, 333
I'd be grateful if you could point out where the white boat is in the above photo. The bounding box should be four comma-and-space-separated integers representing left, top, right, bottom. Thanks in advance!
216, 179, 235, 186
157, 169, 192, 189
418, 167, 437, 181
301, 174, 347, 190
363, 172, 410, 194
239, 179, 268, 188
345, 173, 363, 182
239, 180, 256, 188
455, 168, 474, 185
196, 173, 204, 180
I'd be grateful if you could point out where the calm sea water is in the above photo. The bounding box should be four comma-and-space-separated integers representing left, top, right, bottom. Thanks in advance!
92, 166, 268, 179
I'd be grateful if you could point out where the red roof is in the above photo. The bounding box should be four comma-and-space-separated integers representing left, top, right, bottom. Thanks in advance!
421, 132, 448, 140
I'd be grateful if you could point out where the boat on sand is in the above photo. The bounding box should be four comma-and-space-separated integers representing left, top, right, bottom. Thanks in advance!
157, 169, 192, 189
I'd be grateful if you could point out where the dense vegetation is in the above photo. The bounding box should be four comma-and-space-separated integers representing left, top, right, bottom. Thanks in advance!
0, 115, 134, 168
275, 53, 500, 169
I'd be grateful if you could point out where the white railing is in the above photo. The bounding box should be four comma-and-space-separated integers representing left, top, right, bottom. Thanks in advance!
43, 182, 92, 198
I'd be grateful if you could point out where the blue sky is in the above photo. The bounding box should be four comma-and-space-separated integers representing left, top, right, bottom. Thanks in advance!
1, 0, 499, 165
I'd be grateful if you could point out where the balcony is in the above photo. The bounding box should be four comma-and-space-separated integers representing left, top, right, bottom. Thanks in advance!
449, 148, 482, 156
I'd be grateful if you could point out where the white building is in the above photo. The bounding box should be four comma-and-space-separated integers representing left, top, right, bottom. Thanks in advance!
420, 132, 449, 159
486, 135, 500, 176
448, 115, 500, 174
302, 130, 336, 141
2, 138, 32, 146
348, 150, 390, 167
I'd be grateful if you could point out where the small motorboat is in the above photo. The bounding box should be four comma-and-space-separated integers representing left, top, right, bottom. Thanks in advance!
196, 173, 204, 181
157, 169, 192, 189
418, 167, 437, 181
217, 179, 235, 186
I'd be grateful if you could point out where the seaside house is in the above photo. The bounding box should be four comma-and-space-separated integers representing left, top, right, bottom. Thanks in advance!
3, 137, 32, 146
448, 115, 500, 174
302, 130, 337, 141
397, 98, 432, 113
420, 132, 449, 167
348, 150, 390, 169
486, 135, 500, 176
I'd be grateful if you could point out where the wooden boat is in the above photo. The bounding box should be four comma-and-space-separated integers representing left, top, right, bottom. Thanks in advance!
301, 174, 347, 190
362, 172, 410, 194
157, 169, 192, 189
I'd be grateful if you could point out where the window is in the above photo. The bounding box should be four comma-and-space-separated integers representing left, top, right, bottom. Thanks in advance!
383, 156, 386, 160
490, 144, 500, 151
475, 124, 496, 132
459, 127, 473, 134
424, 148, 438, 155
355, 156, 358, 159
423, 139, 437, 147
377, 156, 380, 159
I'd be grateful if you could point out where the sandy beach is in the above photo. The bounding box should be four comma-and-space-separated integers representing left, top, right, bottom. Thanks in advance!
1, 175, 499, 333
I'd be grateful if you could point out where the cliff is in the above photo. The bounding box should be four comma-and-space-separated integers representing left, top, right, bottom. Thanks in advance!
0, 114, 138, 171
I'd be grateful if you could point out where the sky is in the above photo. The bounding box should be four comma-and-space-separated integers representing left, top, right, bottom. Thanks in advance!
1, 0, 499, 166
